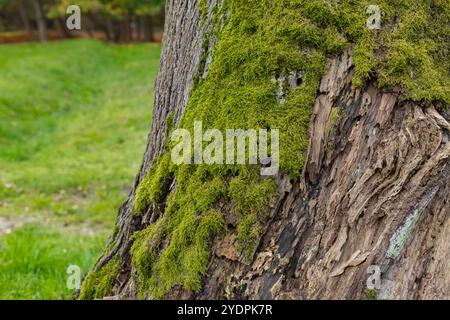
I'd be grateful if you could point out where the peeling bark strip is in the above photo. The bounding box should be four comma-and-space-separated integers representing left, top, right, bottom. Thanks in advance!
81, 0, 450, 300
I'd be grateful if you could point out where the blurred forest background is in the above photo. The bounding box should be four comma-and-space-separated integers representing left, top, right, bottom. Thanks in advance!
0, 0, 164, 299
0, 0, 165, 43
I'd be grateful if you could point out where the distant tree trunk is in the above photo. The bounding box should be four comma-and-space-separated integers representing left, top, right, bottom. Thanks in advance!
54, 18, 71, 39
145, 16, 154, 42
54, 19, 64, 39
111, 19, 121, 42
119, 19, 129, 43
87, 14, 109, 40
83, 15, 94, 38
18, 0, 33, 40
129, 15, 136, 42
32, 0, 47, 43
105, 17, 114, 41
135, 16, 141, 41
80, 0, 450, 300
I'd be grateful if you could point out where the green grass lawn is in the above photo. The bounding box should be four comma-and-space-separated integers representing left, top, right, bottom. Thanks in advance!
0, 39, 160, 299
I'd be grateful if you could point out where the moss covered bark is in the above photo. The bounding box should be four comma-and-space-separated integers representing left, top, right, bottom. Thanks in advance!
132, 0, 450, 299
78, 256, 120, 300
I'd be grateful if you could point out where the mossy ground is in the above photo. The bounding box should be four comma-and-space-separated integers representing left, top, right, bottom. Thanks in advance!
130, 0, 449, 299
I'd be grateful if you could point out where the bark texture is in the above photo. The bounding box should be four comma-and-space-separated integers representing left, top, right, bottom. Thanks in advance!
91, 0, 449, 300
92, 0, 207, 297
201, 50, 450, 300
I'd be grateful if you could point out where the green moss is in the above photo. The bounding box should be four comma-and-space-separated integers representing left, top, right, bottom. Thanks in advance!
352, 33, 376, 87
166, 111, 176, 136
199, 0, 208, 23
131, 219, 165, 299
236, 213, 260, 261
134, 153, 174, 214
364, 288, 378, 300
132, 209, 224, 299
230, 169, 277, 260
78, 256, 120, 300
129, 0, 449, 299
378, 0, 449, 101
327, 107, 342, 135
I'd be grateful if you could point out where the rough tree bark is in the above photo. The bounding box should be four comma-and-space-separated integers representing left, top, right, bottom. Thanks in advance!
84, 0, 449, 300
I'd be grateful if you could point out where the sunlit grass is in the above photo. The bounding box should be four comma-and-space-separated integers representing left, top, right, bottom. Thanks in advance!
0, 225, 104, 299
0, 39, 160, 299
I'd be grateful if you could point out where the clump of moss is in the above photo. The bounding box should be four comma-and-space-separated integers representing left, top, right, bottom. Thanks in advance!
198, 0, 209, 23
131, 219, 165, 299
134, 154, 174, 214
78, 256, 120, 300
132, 208, 224, 299
230, 169, 277, 259
129, 0, 449, 299
364, 288, 378, 300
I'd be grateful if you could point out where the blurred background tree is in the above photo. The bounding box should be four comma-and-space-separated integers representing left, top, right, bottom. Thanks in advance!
0, 0, 165, 43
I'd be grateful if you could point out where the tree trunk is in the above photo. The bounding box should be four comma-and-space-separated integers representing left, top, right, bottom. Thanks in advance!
79, 0, 450, 300
129, 15, 136, 42
105, 18, 114, 42
84, 15, 95, 38
32, 0, 46, 43
119, 19, 129, 43
54, 18, 72, 39
136, 16, 142, 42
144, 16, 155, 42
18, 0, 33, 40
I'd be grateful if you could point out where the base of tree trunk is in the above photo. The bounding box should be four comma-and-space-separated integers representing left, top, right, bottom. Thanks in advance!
79, 0, 450, 300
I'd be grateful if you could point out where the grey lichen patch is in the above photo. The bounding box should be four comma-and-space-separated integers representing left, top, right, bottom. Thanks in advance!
386, 186, 439, 259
